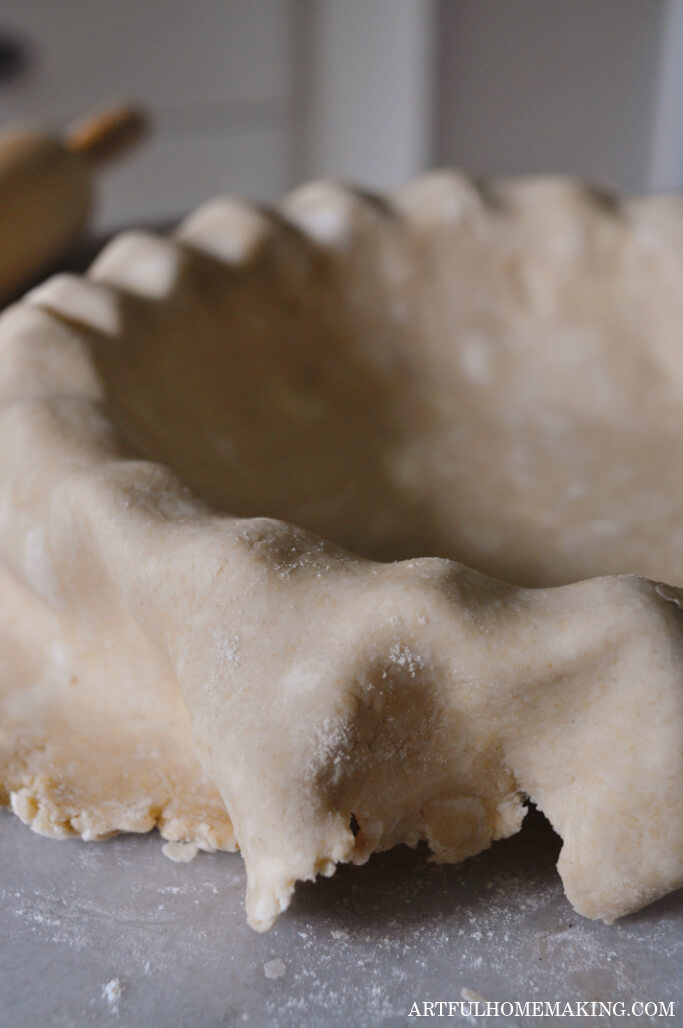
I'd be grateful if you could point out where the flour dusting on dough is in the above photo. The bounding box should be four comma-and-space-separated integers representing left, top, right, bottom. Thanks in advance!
388, 643, 424, 678
215, 631, 241, 668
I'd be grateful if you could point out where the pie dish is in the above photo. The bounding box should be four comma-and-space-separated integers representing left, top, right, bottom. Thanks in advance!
1, 173, 682, 930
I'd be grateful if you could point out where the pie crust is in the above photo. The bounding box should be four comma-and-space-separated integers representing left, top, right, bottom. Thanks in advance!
1, 173, 682, 930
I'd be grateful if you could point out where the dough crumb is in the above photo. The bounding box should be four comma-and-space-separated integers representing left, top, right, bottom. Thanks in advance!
331, 928, 349, 940
263, 958, 286, 979
461, 987, 488, 1003
161, 841, 199, 863
102, 978, 124, 1011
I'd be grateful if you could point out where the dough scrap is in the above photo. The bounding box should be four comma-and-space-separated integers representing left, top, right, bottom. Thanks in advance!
0, 557, 234, 851
0, 173, 682, 930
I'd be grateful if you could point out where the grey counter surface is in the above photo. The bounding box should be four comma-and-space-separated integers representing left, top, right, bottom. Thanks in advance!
1, 807, 680, 1028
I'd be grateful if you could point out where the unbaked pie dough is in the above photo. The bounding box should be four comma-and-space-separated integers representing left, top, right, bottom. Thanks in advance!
0, 173, 682, 930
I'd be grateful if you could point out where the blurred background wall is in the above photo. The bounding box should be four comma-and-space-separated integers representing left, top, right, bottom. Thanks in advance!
435, 0, 673, 192
0, 0, 680, 228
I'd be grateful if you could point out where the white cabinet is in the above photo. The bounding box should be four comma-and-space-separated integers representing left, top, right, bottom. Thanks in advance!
0, 0, 440, 224
0, 1, 298, 225
434, 0, 678, 193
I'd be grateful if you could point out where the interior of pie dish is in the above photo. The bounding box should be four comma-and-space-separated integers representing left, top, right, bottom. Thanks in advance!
48, 172, 683, 589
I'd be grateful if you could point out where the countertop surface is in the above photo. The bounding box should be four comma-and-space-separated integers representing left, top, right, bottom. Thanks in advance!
1, 806, 680, 1028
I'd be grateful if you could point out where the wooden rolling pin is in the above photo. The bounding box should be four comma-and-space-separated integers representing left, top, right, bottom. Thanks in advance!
0, 103, 145, 305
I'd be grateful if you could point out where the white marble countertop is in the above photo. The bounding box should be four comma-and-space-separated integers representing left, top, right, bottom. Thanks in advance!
1, 806, 680, 1027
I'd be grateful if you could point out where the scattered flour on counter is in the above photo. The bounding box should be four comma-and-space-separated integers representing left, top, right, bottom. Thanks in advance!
2, 811, 679, 1023
264, 958, 287, 980
161, 841, 199, 863
102, 978, 123, 1012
